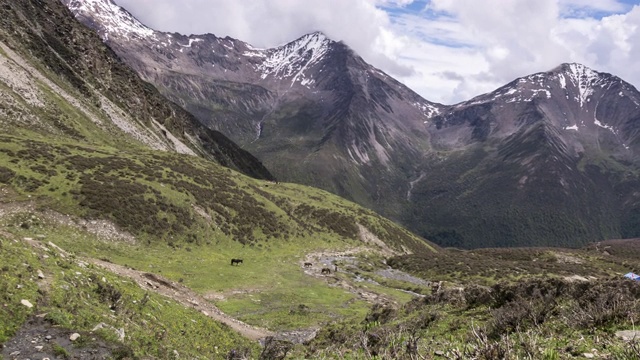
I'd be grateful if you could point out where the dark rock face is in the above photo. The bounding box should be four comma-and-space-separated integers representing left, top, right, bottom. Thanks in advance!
65, 0, 640, 248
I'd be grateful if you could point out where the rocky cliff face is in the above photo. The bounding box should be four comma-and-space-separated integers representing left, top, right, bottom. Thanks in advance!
65, 0, 640, 248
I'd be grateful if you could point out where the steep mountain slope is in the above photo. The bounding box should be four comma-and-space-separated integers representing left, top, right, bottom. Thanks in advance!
0, 0, 273, 181
408, 64, 640, 248
64, 0, 443, 216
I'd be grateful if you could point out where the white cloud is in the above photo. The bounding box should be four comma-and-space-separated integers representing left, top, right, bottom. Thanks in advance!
113, 0, 640, 104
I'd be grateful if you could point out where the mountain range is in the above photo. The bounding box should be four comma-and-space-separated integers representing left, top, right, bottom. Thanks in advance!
65, 0, 640, 248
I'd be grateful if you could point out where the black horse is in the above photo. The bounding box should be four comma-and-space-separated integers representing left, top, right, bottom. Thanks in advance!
304, 262, 313, 268
231, 258, 243, 266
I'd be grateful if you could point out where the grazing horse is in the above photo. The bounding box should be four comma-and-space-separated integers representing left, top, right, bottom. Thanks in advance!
231, 258, 243, 266
304, 262, 313, 268
321, 267, 331, 275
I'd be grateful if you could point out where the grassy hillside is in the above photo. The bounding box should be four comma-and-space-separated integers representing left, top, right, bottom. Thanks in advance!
0, 131, 435, 345
298, 243, 640, 359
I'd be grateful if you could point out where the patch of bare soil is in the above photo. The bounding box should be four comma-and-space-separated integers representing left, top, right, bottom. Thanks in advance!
553, 252, 584, 264
1, 316, 123, 360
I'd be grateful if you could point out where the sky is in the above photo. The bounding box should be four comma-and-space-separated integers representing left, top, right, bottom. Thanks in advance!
112, 0, 640, 105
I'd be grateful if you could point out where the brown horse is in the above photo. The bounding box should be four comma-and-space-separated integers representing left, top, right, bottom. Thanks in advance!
321, 267, 331, 275
304, 262, 313, 268
231, 258, 243, 266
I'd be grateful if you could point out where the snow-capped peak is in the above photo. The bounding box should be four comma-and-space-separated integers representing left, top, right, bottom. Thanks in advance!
65, 0, 154, 41
558, 63, 604, 107
258, 32, 334, 85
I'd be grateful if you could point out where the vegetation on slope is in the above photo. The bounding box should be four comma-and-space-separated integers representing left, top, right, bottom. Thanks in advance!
0, 234, 259, 359
404, 141, 639, 248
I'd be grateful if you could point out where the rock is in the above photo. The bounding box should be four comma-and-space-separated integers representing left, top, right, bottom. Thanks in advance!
35, 345, 43, 351
92, 323, 107, 331
45, 335, 52, 340
116, 328, 125, 341
583, 353, 594, 358
173, 349, 179, 358
37, 269, 45, 279
70, 333, 81, 341
21, 299, 33, 308
616, 330, 640, 341
9, 351, 20, 356
435, 350, 445, 356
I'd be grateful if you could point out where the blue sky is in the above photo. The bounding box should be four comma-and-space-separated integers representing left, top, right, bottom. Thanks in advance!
115, 0, 640, 104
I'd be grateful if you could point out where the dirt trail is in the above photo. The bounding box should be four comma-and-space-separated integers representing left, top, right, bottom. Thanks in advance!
90, 259, 274, 341
19, 235, 274, 342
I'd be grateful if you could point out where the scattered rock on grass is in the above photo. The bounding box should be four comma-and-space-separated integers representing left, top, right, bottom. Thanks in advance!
616, 330, 640, 341
69, 333, 80, 341
20, 299, 33, 308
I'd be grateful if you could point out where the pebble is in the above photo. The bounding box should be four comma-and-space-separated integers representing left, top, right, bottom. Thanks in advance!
20, 299, 33, 308
35, 345, 43, 351
435, 350, 445, 356
583, 353, 594, 359
45, 335, 52, 340
37, 270, 45, 279
70, 333, 81, 341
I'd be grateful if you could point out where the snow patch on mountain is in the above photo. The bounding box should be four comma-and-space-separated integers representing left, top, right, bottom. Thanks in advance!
66, 0, 155, 41
258, 32, 332, 85
565, 63, 601, 107
414, 102, 440, 120
179, 38, 203, 48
